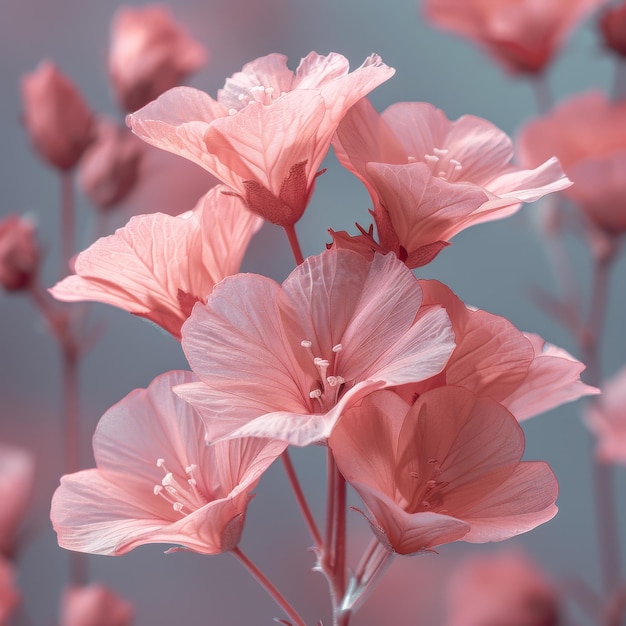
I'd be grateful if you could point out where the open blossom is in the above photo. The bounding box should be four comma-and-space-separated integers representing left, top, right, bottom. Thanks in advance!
60, 585, 133, 626
78, 118, 144, 211
0, 215, 39, 292
585, 367, 626, 464
127, 52, 394, 226
329, 388, 558, 555
109, 4, 208, 113
518, 91, 626, 236
175, 249, 455, 446
395, 280, 598, 420
20, 61, 93, 170
0, 443, 35, 556
333, 98, 569, 267
50, 186, 262, 339
51, 371, 285, 555
445, 551, 559, 626
423, 0, 606, 74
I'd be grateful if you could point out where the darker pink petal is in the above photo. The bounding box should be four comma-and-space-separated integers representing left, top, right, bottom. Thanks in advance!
51, 371, 285, 556
334, 98, 569, 266
50, 186, 261, 339
330, 387, 558, 555
177, 249, 455, 446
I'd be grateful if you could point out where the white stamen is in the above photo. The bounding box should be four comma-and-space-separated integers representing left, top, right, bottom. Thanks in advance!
309, 389, 322, 399
301, 340, 312, 348
332, 344, 343, 353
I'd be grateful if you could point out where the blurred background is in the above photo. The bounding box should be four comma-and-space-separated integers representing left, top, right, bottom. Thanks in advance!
1, 0, 624, 623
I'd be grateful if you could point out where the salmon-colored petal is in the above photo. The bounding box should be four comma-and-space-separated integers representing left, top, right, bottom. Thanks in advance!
51, 371, 284, 556
51, 186, 260, 339
503, 333, 599, 421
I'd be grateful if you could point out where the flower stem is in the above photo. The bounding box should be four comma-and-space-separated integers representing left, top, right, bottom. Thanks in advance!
531, 73, 553, 114
232, 547, 306, 626
582, 253, 620, 602
281, 450, 322, 549
283, 224, 305, 266
60, 171, 75, 277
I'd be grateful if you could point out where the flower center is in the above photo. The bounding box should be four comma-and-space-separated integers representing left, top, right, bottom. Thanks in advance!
228, 85, 288, 114
399, 458, 450, 513
423, 147, 463, 182
300, 339, 346, 412
153, 459, 208, 517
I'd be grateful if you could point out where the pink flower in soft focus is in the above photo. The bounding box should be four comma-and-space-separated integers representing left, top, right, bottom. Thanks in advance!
0, 215, 39, 292
51, 371, 285, 555
395, 280, 598, 419
600, 2, 626, 57
60, 584, 133, 626
585, 367, 626, 464
0, 443, 35, 557
175, 249, 455, 446
109, 4, 208, 113
329, 388, 558, 555
78, 118, 144, 211
445, 551, 559, 626
333, 98, 569, 267
423, 0, 605, 74
50, 185, 262, 340
127, 52, 395, 226
518, 91, 626, 236
0, 556, 19, 625
20, 60, 93, 170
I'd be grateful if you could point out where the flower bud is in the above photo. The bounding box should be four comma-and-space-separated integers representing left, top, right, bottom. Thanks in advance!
600, 2, 626, 57
60, 584, 133, 626
109, 5, 208, 113
0, 216, 39, 292
78, 118, 144, 211
20, 61, 93, 170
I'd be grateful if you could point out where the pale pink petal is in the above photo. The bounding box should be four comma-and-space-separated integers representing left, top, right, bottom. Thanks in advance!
502, 333, 598, 420
51, 371, 284, 555
0, 443, 35, 555
51, 186, 260, 338
178, 249, 455, 445
61, 584, 133, 626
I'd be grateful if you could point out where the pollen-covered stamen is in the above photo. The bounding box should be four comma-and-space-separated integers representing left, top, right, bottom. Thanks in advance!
300, 339, 348, 411
424, 148, 463, 182
152, 458, 208, 516
234, 85, 279, 109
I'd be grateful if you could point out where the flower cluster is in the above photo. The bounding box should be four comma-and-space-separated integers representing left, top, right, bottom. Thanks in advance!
47, 49, 595, 623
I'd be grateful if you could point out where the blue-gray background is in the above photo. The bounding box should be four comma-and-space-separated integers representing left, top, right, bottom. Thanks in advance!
1, 0, 625, 624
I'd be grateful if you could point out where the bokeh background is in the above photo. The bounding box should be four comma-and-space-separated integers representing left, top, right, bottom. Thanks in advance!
1, 0, 625, 623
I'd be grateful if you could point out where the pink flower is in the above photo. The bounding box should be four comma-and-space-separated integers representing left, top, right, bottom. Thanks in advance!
176, 249, 456, 446
333, 98, 569, 267
50, 186, 262, 340
585, 367, 626, 464
0, 443, 35, 557
78, 118, 144, 211
329, 388, 558, 555
60, 584, 133, 626
423, 0, 606, 74
20, 61, 93, 170
127, 52, 395, 226
600, 2, 626, 57
518, 91, 626, 236
109, 4, 208, 113
445, 551, 559, 626
396, 280, 598, 419
0, 556, 19, 626
51, 371, 285, 555
0, 215, 39, 292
